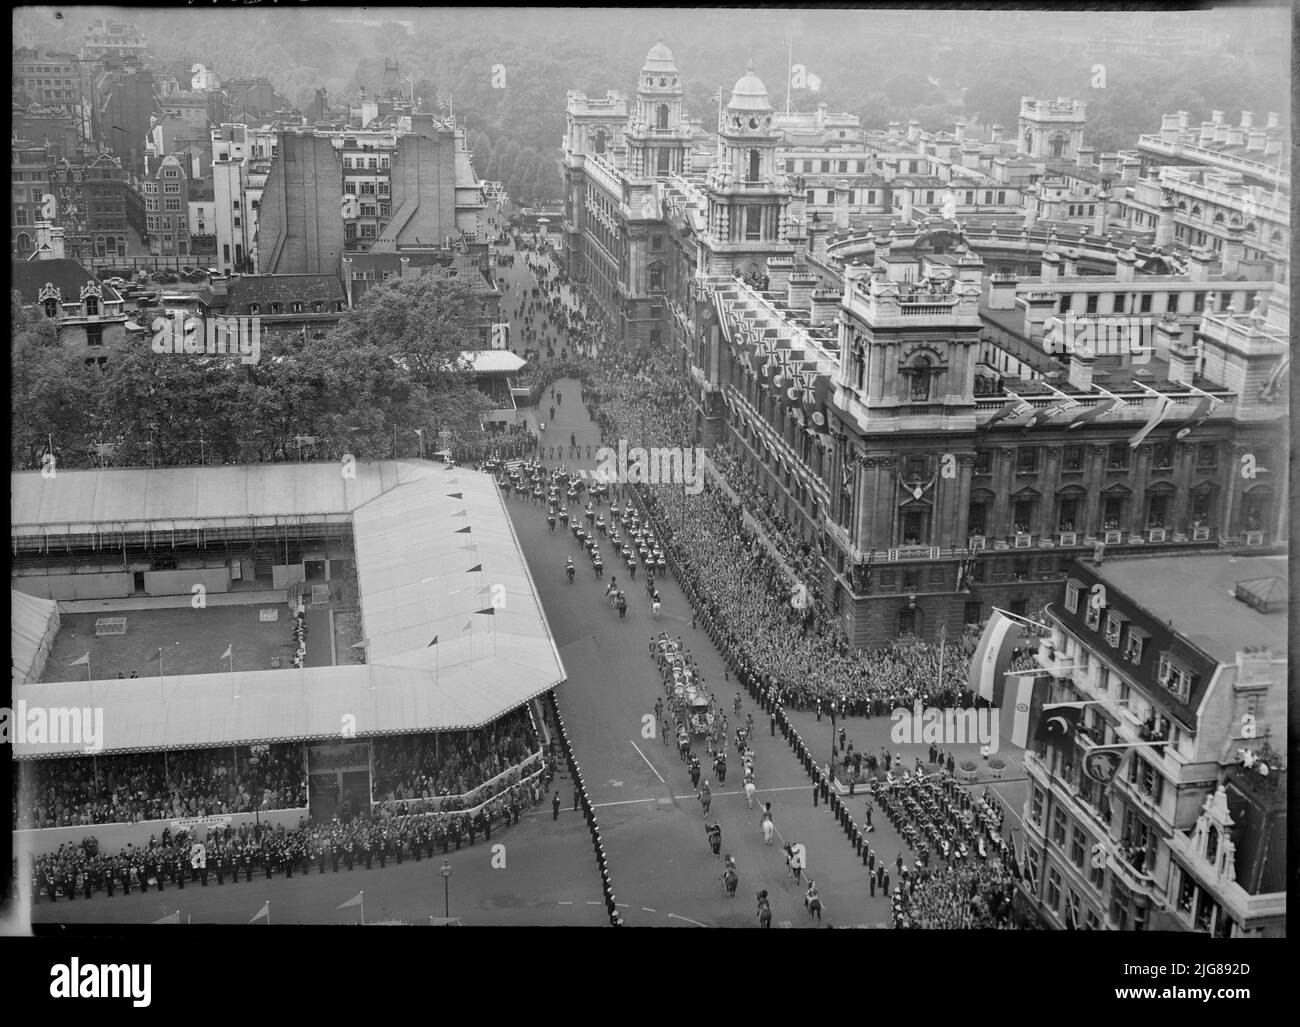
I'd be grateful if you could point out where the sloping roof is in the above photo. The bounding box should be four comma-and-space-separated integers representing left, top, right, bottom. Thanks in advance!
11, 461, 404, 533
11, 462, 566, 755
11, 590, 60, 687
461, 350, 526, 374
225, 273, 345, 312
11, 258, 120, 304
1096, 555, 1287, 666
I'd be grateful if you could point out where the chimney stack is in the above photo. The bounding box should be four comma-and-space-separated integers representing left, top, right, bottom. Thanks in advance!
954, 117, 966, 142
907, 119, 920, 141
1076, 146, 1095, 168
1240, 111, 1254, 130
833, 180, 850, 231
1246, 130, 1267, 152
1040, 250, 1062, 285
991, 124, 1004, 144
1222, 221, 1245, 276
1187, 246, 1213, 283
1067, 345, 1096, 392
1098, 153, 1118, 177
1114, 247, 1138, 283
1164, 324, 1196, 382
1266, 111, 1280, 129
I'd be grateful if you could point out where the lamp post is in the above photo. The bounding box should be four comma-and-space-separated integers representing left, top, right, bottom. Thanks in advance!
440, 859, 452, 919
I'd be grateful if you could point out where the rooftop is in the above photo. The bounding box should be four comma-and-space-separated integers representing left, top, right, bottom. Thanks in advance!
1095, 554, 1287, 666
11, 461, 565, 753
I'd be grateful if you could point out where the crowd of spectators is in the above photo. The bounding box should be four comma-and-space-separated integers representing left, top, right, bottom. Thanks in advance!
370, 710, 539, 807
26, 774, 552, 905
890, 858, 1019, 929
13, 744, 307, 830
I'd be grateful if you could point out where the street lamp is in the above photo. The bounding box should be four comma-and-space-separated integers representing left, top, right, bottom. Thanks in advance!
440, 859, 452, 919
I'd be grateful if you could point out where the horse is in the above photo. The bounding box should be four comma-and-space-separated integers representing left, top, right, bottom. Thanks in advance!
761, 812, 774, 846
744, 780, 756, 809
756, 891, 772, 928
652, 600, 661, 620
805, 885, 822, 924
722, 865, 738, 898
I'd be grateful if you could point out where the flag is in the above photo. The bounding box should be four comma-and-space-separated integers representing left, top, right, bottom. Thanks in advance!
968, 611, 1025, 704
1128, 393, 1173, 448
981, 391, 1032, 429
427, 636, 438, 647
249, 901, 269, 923
463, 620, 473, 631
1035, 702, 1081, 747
152, 910, 181, 924
476, 607, 495, 616
68, 652, 90, 667
349, 638, 369, 649
220, 644, 232, 661
455, 525, 472, 533
447, 492, 464, 500
1173, 395, 1220, 440
337, 892, 363, 910
466, 564, 482, 573
1082, 746, 1127, 786
1066, 397, 1117, 430
999, 674, 1049, 749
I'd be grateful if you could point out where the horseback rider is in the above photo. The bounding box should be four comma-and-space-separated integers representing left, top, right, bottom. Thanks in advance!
565, 556, 575, 583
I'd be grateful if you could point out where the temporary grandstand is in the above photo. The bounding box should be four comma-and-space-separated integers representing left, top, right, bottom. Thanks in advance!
11, 589, 60, 686
10, 459, 565, 755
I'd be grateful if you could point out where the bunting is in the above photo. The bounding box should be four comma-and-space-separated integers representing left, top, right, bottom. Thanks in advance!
981, 391, 1032, 429
1128, 393, 1174, 448
1065, 397, 1118, 431
1173, 394, 1221, 440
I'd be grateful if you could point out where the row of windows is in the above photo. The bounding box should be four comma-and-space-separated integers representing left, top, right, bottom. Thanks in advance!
972, 442, 1222, 477
785, 158, 870, 174
968, 486, 1214, 537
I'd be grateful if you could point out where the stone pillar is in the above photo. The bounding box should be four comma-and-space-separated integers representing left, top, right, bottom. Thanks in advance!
1082, 444, 1107, 537
876, 457, 899, 551
1038, 447, 1061, 538
954, 454, 975, 543
1220, 443, 1249, 536
990, 448, 1016, 541
1128, 444, 1152, 538
1170, 442, 1196, 532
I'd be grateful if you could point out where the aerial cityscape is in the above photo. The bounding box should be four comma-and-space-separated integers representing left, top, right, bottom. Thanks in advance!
7, 4, 1288, 949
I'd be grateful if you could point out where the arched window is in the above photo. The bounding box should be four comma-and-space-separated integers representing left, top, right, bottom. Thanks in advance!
84, 295, 99, 316
897, 605, 917, 638
1023, 130, 1034, 151
43, 297, 59, 319
748, 149, 761, 182
906, 355, 933, 401
1049, 133, 1067, 159
593, 129, 606, 155
15, 233, 31, 253
1242, 485, 1273, 533
655, 104, 669, 131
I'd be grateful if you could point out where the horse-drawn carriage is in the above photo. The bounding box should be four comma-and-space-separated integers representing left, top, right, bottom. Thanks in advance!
687, 691, 715, 738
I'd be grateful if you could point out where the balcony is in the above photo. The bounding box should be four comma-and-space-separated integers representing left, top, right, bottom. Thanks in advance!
1109, 848, 1161, 900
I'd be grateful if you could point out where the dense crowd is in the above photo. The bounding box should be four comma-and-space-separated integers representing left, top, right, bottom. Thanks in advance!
25, 774, 554, 905
371, 711, 539, 806
13, 744, 307, 830
890, 858, 1019, 929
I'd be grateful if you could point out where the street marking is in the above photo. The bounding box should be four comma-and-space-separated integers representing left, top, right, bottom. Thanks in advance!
608, 779, 624, 787
667, 912, 708, 927
642, 906, 657, 913
591, 796, 659, 809
616, 903, 629, 909
586, 900, 601, 905
557, 901, 574, 905
629, 740, 665, 784
670, 784, 808, 801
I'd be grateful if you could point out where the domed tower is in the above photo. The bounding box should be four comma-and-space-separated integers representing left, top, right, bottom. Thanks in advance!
625, 41, 691, 178
702, 61, 793, 277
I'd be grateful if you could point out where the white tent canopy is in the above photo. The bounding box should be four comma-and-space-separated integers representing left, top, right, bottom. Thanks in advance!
10, 461, 566, 758
11, 590, 61, 686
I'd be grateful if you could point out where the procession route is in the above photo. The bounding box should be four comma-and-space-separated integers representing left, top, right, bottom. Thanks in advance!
628, 740, 665, 784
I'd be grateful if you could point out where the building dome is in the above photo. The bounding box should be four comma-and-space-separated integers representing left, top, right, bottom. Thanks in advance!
728, 61, 771, 113
642, 41, 678, 76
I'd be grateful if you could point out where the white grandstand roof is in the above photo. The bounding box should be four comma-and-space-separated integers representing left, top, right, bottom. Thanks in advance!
11, 590, 60, 687
10, 462, 566, 756
461, 350, 527, 374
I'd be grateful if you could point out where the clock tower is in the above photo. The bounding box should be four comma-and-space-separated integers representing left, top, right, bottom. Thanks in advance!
625, 42, 691, 179
701, 61, 794, 281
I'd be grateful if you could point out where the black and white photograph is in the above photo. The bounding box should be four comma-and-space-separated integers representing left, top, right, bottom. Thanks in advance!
4, 1, 1292, 998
